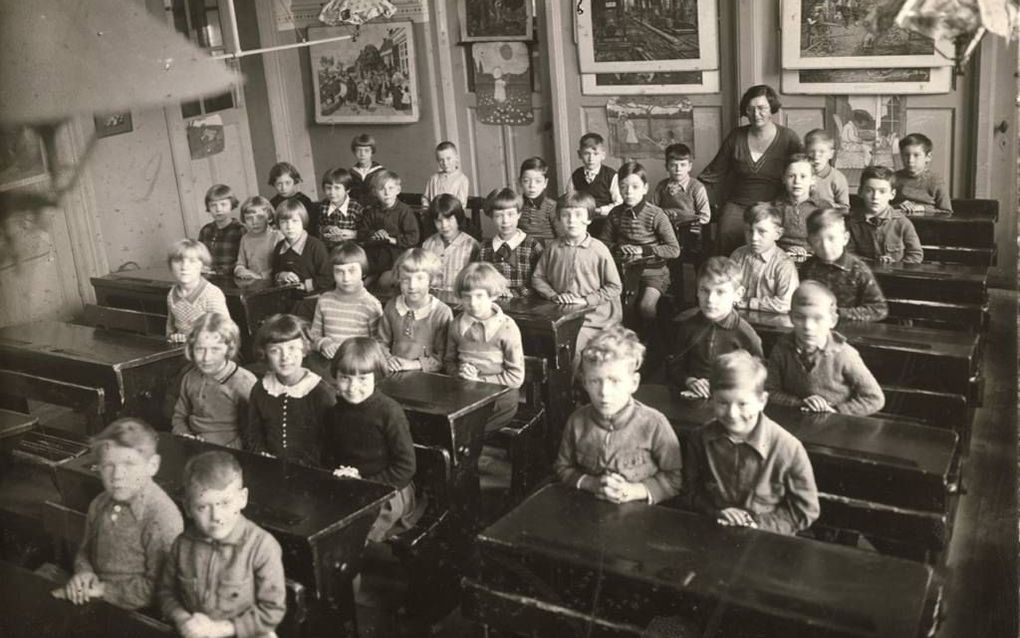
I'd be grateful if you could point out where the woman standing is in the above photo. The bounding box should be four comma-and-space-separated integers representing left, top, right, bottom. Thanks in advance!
699, 85, 803, 255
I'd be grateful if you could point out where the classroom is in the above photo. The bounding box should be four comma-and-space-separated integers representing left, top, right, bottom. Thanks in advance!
0, 0, 1017, 636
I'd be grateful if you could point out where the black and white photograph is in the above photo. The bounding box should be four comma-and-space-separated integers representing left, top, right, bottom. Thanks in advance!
606, 96, 694, 159
782, 65, 952, 94
825, 94, 907, 185
458, 0, 533, 42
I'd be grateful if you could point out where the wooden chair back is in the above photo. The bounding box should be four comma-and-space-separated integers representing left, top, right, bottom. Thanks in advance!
0, 369, 106, 434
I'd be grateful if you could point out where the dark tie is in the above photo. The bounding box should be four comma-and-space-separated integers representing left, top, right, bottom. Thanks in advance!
495, 243, 511, 262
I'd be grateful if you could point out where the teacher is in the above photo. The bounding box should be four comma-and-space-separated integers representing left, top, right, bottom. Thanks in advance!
699, 85, 803, 255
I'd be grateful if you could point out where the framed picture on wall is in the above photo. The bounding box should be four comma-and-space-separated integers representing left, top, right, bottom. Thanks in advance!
826, 95, 908, 187
458, 0, 533, 42
782, 66, 952, 94
0, 125, 48, 192
94, 111, 134, 138
781, 0, 953, 69
309, 23, 420, 124
576, 0, 718, 73
606, 96, 695, 160
581, 70, 720, 95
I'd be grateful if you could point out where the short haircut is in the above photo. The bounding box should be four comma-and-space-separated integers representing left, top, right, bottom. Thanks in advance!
665, 143, 693, 162
898, 133, 933, 154
329, 241, 369, 271
806, 207, 846, 235
275, 198, 309, 227
785, 152, 813, 170
254, 314, 310, 360
739, 84, 782, 116
91, 417, 158, 459
429, 193, 467, 228
454, 261, 508, 297
485, 187, 523, 215
183, 450, 243, 499
743, 202, 783, 228
617, 161, 647, 183
792, 280, 838, 312
185, 312, 241, 362
331, 336, 388, 378
374, 170, 401, 189
557, 191, 596, 220
519, 156, 549, 177
393, 247, 442, 279
268, 161, 302, 186
710, 350, 767, 394
435, 141, 458, 153
204, 184, 239, 210
804, 128, 834, 145
698, 256, 742, 287
167, 238, 212, 269
579, 324, 645, 374
860, 165, 898, 190
578, 132, 605, 150
322, 167, 353, 189
240, 196, 274, 224
351, 133, 376, 152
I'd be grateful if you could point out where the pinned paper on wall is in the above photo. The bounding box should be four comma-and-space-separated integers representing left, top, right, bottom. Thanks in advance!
472, 42, 533, 126
606, 96, 693, 161
187, 115, 225, 160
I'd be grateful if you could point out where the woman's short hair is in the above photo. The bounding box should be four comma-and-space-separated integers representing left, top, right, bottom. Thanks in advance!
739, 84, 782, 116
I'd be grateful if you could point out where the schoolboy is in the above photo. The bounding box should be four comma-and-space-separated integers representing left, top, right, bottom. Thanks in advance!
554, 325, 682, 504
63, 418, 183, 609
893, 133, 953, 213
476, 187, 544, 298
730, 203, 799, 313
598, 161, 680, 326
684, 351, 819, 535
800, 208, 889, 322
532, 192, 623, 366
317, 167, 364, 252
166, 239, 230, 343
350, 134, 385, 206
766, 281, 885, 415
158, 451, 286, 637
650, 143, 711, 227
378, 248, 454, 372
310, 242, 383, 359
847, 165, 924, 263
444, 263, 524, 431
667, 257, 763, 398
518, 157, 559, 241
804, 129, 850, 209
565, 132, 622, 235
198, 184, 246, 276
422, 141, 470, 208
358, 170, 420, 288
772, 154, 821, 255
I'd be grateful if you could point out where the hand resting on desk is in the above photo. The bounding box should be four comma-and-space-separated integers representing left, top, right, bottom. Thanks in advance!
54, 572, 105, 605
579, 472, 650, 504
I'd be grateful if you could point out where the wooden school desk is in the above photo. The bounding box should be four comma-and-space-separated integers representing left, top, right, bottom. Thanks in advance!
0, 561, 174, 638
462, 484, 942, 638
0, 321, 184, 427
636, 385, 960, 559
53, 433, 394, 637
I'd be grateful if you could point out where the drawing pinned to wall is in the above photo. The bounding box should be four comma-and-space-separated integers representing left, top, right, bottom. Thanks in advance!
825, 95, 907, 187
310, 23, 419, 124
318, 0, 397, 25
472, 42, 533, 126
606, 97, 694, 161
94, 112, 134, 138
0, 125, 48, 192
459, 0, 533, 42
187, 115, 225, 160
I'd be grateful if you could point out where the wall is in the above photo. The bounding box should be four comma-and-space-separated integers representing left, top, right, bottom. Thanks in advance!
237, 0, 278, 200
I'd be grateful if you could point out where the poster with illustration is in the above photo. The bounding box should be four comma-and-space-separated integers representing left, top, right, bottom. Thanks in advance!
606, 97, 693, 160
472, 42, 533, 126
825, 95, 906, 187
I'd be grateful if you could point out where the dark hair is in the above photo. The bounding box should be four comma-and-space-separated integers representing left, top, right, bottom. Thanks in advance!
898, 133, 933, 154
579, 132, 605, 149
859, 165, 898, 190
329, 241, 369, 271
485, 187, 523, 215
806, 208, 846, 235
804, 128, 834, 145
617, 161, 647, 183
784, 152, 812, 170
204, 184, 239, 210
429, 193, 467, 228
664, 143, 693, 162
743, 202, 783, 227
351, 133, 377, 152
436, 141, 458, 153
331, 336, 388, 378
557, 191, 596, 220
253, 314, 310, 360
739, 84, 782, 116
268, 161, 302, 186
322, 167, 353, 190
519, 156, 549, 177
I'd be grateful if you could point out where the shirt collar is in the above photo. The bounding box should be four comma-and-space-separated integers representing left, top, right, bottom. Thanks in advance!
583, 166, 602, 181
328, 197, 350, 215
280, 231, 308, 255
702, 309, 740, 330
396, 294, 437, 320
109, 480, 154, 520
524, 193, 546, 208
563, 233, 593, 248
172, 277, 209, 304
707, 413, 774, 459
209, 361, 240, 384
624, 200, 646, 217
815, 164, 832, 179
262, 369, 322, 398
792, 329, 847, 355
492, 230, 526, 252
438, 169, 463, 181
669, 175, 691, 190
752, 244, 780, 263
457, 304, 505, 339
589, 399, 637, 432
352, 163, 382, 178
823, 251, 853, 271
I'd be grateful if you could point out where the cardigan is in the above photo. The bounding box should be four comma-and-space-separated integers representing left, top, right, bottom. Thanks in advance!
846, 207, 924, 263
799, 252, 889, 322
668, 308, 763, 386
245, 371, 336, 467
730, 245, 799, 313
892, 169, 953, 212
324, 391, 416, 488
699, 124, 804, 206
650, 176, 712, 225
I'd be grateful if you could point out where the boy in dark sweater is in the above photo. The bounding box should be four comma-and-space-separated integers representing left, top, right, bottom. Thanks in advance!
566, 132, 621, 236
893, 133, 952, 213
272, 198, 333, 296
357, 170, 420, 289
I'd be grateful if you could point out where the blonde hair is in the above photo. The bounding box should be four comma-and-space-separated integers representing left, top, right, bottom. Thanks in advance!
393, 247, 442, 279
185, 313, 241, 363
710, 350, 767, 394
579, 325, 645, 374
183, 450, 243, 499
167, 238, 212, 269
454, 262, 508, 297
90, 417, 159, 459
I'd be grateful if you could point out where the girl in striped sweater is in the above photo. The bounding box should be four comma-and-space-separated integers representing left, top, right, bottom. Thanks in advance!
309, 241, 383, 359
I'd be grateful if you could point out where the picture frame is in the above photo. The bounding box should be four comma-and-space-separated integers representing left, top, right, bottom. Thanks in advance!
826, 95, 907, 188
458, 0, 533, 42
576, 0, 718, 73
781, 0, 953, 69
606, 96, 695, 160
94, 111, 134, 138
0, 125, 48, 192
581, 70, 720, 95
781, 66, 952, 94
309, 23, 420, 125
